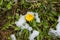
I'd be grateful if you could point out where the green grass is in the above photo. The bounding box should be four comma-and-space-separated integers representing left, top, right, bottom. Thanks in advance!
0, 0, 60, 40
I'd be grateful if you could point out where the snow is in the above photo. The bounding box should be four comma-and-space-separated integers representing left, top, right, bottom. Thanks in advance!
49, 16, 60, 37
11, 34, 16, 40
29, 30, 39, 40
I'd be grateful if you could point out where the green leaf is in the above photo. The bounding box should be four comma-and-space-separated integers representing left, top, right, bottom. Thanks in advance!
14, 27, 21, 31
0, 0, 3, 5
7, 2, 12, 10
43, 21, 48, 28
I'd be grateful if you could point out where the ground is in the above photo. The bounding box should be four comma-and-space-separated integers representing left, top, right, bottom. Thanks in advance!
0, 0, 60, 40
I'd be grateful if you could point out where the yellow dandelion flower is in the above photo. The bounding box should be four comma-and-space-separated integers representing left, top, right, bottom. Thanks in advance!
25, 13, 34, 22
